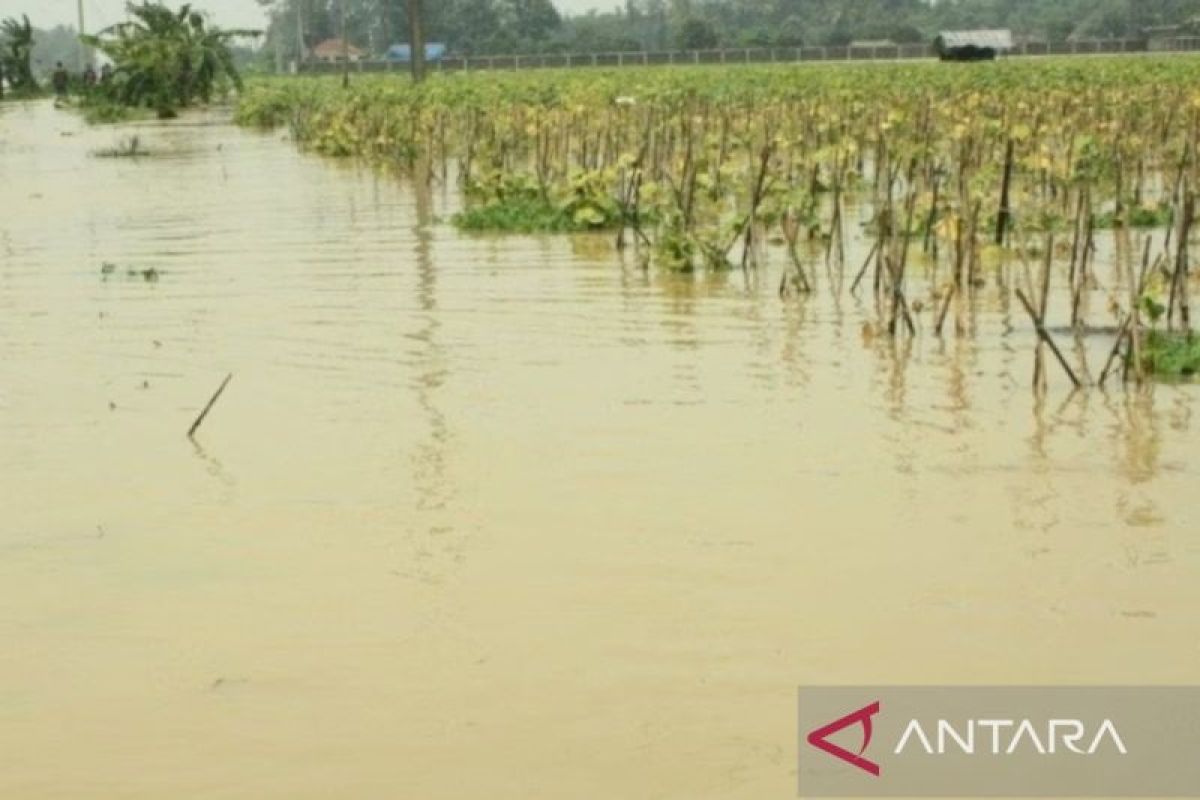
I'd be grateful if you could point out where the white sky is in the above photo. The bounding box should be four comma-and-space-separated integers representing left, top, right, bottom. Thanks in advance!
0, 0, 615, 32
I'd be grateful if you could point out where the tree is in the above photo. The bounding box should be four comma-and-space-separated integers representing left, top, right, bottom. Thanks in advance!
0, 15, 38, 95
408, 0, 425, 82
676, 16, 718, 49
253, 0, 1200, 61
83, 2, 259, 117
498, 0, 562, 48
32, 25, 86, 75
439, 0, 503, 53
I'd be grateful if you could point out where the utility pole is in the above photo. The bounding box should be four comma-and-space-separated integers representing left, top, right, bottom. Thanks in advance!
274, 10, 284, 73
295, 0, 305, 72
77, 0, 91, 70
407, 0, 425, 82
381, 0, 391, 58
340, 0, 350, 88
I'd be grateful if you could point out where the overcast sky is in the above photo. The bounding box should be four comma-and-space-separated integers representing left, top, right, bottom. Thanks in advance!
0, 0, 616, 32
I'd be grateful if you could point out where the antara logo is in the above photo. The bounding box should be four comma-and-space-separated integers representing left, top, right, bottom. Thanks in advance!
800, 688, 1189, 798
805, 702, 1129, 777
892, 718, 1127, 755
806, 701, 883, 776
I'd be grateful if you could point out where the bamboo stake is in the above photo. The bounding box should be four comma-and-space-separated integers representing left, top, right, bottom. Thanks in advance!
187, 374, 234, 439
849, 240, 880, 295
995, 138, 1015, 245
1098, 314, 1132, 387
1015, 289, 1082, 390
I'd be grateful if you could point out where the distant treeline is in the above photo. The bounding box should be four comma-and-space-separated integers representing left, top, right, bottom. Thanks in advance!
23, 22, 258, 79
25, 25, 80, 74
260, 0, 1200, 60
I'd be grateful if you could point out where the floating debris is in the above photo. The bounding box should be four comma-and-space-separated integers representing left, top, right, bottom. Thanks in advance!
102, 263, 164, 282
92, 135, 149, 159
129, 267, 161, 282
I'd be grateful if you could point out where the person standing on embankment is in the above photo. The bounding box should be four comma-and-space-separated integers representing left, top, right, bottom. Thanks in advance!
51, 63, 68, 99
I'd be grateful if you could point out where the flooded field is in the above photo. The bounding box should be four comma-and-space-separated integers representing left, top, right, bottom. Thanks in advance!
1, 99, 1197, 798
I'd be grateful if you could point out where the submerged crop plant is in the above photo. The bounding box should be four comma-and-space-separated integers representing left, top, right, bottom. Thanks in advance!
236, 57, 1200, 383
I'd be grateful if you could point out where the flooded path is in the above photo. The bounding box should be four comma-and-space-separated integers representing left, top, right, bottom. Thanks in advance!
1, 100, 1197, 799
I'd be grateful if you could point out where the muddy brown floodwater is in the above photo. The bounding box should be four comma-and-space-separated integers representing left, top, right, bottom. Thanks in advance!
0, 100, 1197, 799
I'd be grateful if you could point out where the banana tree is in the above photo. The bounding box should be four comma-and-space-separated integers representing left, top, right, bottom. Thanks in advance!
0, 15, 38, 95
82, 2, 259, 118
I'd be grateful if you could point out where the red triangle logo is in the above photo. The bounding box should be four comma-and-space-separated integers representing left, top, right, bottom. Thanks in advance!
805, 701, 881, 776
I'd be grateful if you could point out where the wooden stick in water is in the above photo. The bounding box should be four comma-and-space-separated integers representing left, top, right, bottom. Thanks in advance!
1098, 315, 1132, 387
1014, 289, 1082, 389
188, 373, 234, 439
934, 284, 956, 337
995, 138, 1014, 245
849, 239, 880, 295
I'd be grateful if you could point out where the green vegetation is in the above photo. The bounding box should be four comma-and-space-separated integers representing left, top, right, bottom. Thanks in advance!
82, 2, 259, 119
0, 15, 38, 99
237, 58, 1200, 267
1139, 330, 1200, 376
454, 170, 626, 233
238, 56, 1200, 387
1093, 202, 1175, 229
259, 0, 1200, 61
453, 198, 582, 233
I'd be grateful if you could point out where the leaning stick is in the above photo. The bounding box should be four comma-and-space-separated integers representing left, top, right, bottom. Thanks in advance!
1098, 315, 1133, 387
187, 373, 233, 439
934, 284, 956, 337
1014, 289, 1082, 389
849, 239, 881, 294
884, 255, 917, 337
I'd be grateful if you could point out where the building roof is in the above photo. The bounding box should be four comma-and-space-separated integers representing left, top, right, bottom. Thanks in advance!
386, 43, 448, 61
311, 38, 365, 58
936, 30, 1014, 50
